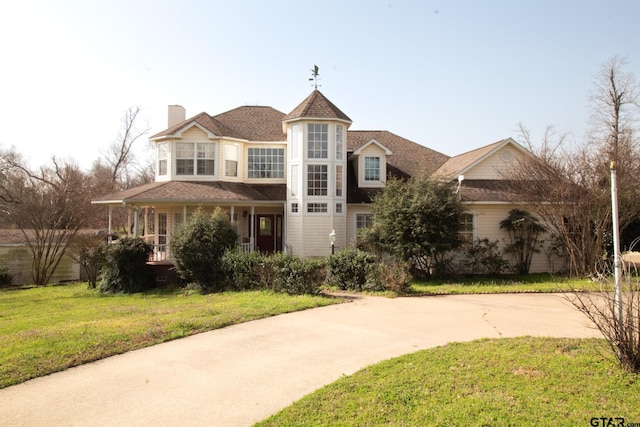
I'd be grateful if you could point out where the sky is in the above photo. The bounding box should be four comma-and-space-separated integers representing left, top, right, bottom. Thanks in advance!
0, 0, 638, 170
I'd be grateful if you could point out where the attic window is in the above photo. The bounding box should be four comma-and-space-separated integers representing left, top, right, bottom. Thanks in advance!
500, 149, 514, 162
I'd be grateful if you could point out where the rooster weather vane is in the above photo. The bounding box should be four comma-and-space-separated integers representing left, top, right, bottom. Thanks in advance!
309, 65, 321, 89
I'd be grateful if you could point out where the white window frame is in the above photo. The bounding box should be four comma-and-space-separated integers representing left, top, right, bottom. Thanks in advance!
356, 213, 374, 229
307, 124, 328, 159
224, 144, 239, 177
197, 143, 216, 175
460, 212, 474, 244
248, 147, 285, 178
157, 142, 168, 176
336, 125, 343, 161
364, 156, 381, 181
307, 202, 328, 214
336, 164, 343, 197
175, 142, 216, 176
307, 164, 328, 196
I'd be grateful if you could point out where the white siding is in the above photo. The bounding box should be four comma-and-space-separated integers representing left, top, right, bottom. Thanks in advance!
467, 204, 558, 273
463, 147, 523, 180
0, 246, 80, 286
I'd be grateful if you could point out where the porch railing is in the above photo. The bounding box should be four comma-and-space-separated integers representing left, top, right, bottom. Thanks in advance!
147, 239, 254, 262
148, 244, 169, 262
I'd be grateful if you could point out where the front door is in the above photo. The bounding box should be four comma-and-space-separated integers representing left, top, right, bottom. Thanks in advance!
256, 214, 282, 253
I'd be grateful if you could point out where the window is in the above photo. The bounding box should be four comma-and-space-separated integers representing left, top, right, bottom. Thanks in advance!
291, 124, 301, 160
364, 157, 380, 181
307, 124, 328, 158
460, 213, 474, 244
336, 165, 343, 197
157, 142, 168, 176
176, 142, 216, 176
176, 142, 195, 175
356, 214, 373, 229
336, 203, 343, 214
307, 165, 328, 196
197, 144, 215, 175
248, 148, 284, 178
336, 125, 343, 161
157, 213, 167, 246
224, 144, 239, 177
307, 203, 328, 213
291, 203, 299, 213
291, 165, 298, 196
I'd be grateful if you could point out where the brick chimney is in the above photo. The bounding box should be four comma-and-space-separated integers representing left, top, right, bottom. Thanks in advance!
167, 105, 186, 127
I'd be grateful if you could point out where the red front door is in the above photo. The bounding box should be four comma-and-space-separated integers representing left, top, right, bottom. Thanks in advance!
255, 214, 282, 253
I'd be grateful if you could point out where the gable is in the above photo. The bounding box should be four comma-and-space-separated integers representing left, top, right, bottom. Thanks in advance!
353, 139, 392, 156
178, 124, 215, 139
462, 145, 524, 180
433, 138, 531, 180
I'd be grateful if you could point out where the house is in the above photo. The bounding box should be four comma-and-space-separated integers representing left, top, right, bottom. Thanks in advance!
92, 90, 556, 273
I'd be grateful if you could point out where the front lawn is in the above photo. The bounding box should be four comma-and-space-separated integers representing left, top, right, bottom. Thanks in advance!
257, 337, 640, 426
410, 273, 598, 295
0, 283, 342, 389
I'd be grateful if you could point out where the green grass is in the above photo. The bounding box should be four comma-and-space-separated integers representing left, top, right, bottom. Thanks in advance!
257, 337, 640, 426
0, 283, 342, 389
410, 273, 598, 295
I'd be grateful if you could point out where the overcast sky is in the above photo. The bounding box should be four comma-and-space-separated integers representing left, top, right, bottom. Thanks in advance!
1, 0, 638, 169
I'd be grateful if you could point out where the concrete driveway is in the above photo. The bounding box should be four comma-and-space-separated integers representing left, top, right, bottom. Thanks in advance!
0, 293, 601, 426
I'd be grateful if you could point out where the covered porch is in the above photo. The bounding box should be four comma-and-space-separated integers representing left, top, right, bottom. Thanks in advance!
91, 180, 287, 263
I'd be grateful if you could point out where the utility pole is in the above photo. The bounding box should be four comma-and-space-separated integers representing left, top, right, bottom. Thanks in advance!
610, 161, 623, 331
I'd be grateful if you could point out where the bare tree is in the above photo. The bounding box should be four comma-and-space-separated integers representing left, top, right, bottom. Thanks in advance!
102, 106, 152, 189
507, 126, 609, 276
507, 57, 640, 277
0, 153, 91, 286
88, 106, 153, 232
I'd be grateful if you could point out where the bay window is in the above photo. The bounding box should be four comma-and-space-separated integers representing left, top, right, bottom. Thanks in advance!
176, 142, 216, 176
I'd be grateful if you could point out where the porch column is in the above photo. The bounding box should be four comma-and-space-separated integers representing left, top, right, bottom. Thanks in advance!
250, 206, 255, 251
144, 207, 149, 239
183, 205, 187, 221
133, 206, 139, 237
127, 207, 132, 237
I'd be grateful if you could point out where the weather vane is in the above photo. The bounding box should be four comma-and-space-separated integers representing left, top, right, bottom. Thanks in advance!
309, 65, 321, 89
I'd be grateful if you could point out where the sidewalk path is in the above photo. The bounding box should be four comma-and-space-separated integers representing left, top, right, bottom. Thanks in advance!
0, 293, 600, 426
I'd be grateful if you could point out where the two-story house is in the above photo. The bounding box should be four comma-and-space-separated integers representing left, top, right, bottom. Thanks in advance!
92, 90, 557, 272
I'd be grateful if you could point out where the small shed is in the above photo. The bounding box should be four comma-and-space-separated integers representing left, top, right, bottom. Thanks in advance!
0, 229, 87, 286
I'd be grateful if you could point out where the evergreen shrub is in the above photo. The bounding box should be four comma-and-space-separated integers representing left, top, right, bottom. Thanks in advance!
99, 237, 154, 293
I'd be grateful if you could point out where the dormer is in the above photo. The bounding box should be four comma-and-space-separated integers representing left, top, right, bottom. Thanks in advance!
351, 138, 393, 188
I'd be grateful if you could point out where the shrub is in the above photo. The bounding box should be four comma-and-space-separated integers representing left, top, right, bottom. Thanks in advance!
259, 252, 325, 295
457, 238, 510, 275
368, 260, 411, 293
66, 230, 110, 289
0, 267, 13, 287
220, 249, 263, 291
169, 208, 238, 292
328, 248, 376, 291
99, 237, 154, 293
